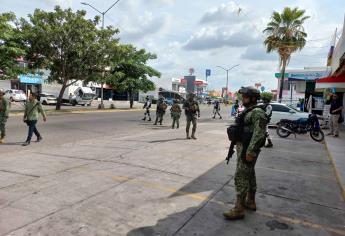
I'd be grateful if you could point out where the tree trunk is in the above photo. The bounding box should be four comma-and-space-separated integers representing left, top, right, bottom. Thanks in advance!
278, 59, 287, 103
56, 82, 67, 110
129, 90, 134, 109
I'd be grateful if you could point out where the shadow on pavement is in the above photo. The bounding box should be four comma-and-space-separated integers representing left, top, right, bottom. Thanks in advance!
0, 141, 24, 146
148, 138, 187, 143
127, 162, 234, 236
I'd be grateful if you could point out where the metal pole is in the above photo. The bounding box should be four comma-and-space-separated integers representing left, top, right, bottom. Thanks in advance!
226, 69, 229, 98
100, 13, 105, 109
81, 1, 121, 109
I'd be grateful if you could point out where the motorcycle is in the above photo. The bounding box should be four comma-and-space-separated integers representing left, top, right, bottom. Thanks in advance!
276, 114, 324, 142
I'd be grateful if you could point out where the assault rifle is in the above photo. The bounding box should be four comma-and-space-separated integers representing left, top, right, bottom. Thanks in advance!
226, 141, 235, 164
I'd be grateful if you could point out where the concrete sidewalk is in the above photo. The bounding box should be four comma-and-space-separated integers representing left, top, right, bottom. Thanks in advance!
325, 124, 345, 200
0, 117, 344, 235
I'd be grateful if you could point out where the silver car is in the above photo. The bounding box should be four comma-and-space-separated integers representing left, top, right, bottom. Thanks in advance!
269, 102, 309, 126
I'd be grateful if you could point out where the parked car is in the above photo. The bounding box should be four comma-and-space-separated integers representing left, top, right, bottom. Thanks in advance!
269, 102, 309, 126
39, 93, 57, 105
4, 89, 27, 102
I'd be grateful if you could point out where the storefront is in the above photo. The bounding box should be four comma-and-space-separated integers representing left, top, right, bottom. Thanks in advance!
18, 74, 43, 94
275, 68, 330, 110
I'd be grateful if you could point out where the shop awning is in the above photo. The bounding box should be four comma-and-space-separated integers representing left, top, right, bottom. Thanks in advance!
315, 74, 345, 92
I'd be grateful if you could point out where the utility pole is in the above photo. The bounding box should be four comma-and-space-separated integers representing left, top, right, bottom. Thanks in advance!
216, 64, 240, 99
81, 0, 121, 109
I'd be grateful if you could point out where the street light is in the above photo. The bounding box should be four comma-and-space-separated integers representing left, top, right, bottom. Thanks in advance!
216, 64, 239, 98
81, 0, 121, 108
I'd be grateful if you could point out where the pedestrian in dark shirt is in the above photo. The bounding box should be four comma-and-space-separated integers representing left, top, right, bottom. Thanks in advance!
327, 94, 343, 137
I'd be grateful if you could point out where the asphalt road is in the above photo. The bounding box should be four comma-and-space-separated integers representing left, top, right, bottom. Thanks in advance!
2, 105, 231, 153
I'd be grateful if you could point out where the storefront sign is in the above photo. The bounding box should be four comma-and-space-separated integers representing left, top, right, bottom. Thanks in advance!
19, 74, 43, 84
275, 71, 330, 81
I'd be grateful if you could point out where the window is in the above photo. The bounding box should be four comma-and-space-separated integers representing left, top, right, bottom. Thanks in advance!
271, 104, 290, 112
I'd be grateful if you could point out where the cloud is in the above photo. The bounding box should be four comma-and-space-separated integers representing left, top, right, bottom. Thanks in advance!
183, 26, 260, 50
119, 11, 170, 42
200, 1, 247, 24
241, 45, 278, 61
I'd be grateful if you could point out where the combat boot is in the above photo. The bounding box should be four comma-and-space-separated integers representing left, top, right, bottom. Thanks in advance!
0, 138, 3, 144
265, 139, 273, 148
223, 195, 245, 220
142, 117, 146, 121
191, 131, 197, 140
245, 192, 257, 211
148, 118, 152, 121
186, 132, 191, 139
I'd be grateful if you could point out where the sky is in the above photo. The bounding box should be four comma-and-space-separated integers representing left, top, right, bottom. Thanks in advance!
1, 0, 344, 92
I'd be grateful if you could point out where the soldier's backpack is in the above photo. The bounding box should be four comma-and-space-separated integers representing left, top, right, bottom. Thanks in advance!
159, 102, 167, 111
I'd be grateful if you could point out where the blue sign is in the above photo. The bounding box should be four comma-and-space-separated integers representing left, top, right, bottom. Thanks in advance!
261, 86, 265, 92
19, 74, 43, 84
275, 71, 330, 81
206, 69, 211, 77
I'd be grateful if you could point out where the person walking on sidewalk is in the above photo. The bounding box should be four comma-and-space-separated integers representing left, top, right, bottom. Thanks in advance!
223, 86, 268, 220
0, 90, 10, 144
327, 94, 343, 137
183, 93, 200, 139
22, 93, 47, 146
142, 96, 152, 121
262, 96, 273, 148
213, 100, 222, 119
154, 96, 167, 125
170, 99, 182, 129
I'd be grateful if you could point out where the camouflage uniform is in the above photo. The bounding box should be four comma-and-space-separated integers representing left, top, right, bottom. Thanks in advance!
234, 107, 267, 199
170, 102, 182, 129
154, 98, 166, 125
223, 86, 267, 220
183, 96, 200, 139
0, 95, 10, 141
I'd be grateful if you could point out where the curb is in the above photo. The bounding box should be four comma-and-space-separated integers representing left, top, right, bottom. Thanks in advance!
324, 139, 345, 201
9, 108, 143, 117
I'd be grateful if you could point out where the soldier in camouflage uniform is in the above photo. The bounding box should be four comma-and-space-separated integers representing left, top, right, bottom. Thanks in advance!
183, 93, 200, 139
170, 99, 182, 129
154, 96, 167, 125
223, 86, 268, 220
0, 89, 10, 144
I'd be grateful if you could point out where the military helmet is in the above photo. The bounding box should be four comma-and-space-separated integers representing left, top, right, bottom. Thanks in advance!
238, 86, 260, 98
187, 93, 195, 99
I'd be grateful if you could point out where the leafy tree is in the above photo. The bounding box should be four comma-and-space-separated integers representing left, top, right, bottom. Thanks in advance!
20, 6, 105, 110
261, 91, 273, 102
263, 7, 309, 103
0, 12, 26, 79
107, 45, 161, 108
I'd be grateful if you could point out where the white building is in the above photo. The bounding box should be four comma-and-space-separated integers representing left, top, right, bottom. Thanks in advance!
275, 67, 330, 107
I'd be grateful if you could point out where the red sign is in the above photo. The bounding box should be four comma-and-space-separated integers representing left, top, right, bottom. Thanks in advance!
180, 79, 187, 84
193, 81, 203, 86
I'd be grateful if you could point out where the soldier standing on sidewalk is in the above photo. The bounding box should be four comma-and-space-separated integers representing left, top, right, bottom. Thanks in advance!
142, 96, 152, 121
170, 99, 182, 129
183, 93, 200, 139
0, 90, 10, 144
22, 93, 47, 146
223, 86, 268, 220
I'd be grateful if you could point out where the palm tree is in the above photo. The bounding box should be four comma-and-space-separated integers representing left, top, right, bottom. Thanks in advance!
263, 7, 309, 103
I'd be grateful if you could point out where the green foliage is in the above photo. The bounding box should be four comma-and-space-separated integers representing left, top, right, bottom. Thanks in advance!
263, 7, 309, 102
263, 7, 309, 65
106, 45, 160, 108
19, 6, 116, 109
261, 92, 273, 102
0, 12, 26, 78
